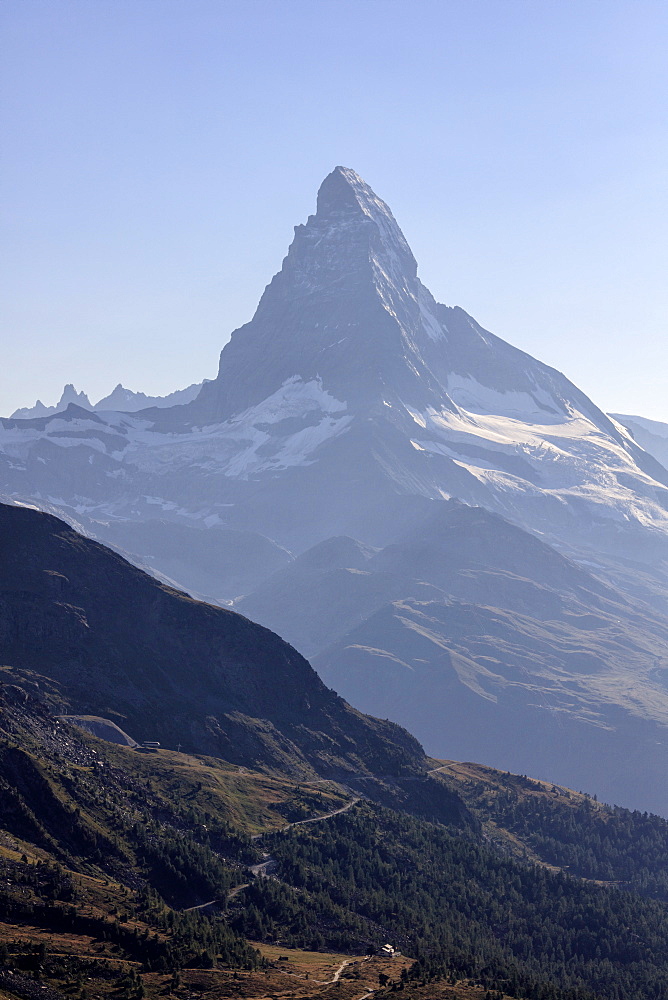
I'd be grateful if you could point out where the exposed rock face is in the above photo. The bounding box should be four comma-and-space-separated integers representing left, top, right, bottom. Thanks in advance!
194, 165, 443, 421
2, 167, 668, 592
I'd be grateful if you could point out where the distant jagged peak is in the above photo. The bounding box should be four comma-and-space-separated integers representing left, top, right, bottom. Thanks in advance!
9, 379, 207, 419
10, 384, 91, 419
95, 383, 151, 409
59, 383, 92, 409
93, 380, 206, 411
10, 398, 50, 419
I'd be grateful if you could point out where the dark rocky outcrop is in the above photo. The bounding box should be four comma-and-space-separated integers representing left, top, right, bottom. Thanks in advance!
0, 502, 424, 779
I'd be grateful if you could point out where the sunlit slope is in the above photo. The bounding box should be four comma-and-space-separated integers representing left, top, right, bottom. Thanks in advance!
238, 501, 668, 814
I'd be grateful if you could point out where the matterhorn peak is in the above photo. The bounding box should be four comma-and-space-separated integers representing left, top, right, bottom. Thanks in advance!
192, 167, 438, 423
265, 164, 420, 333
311, 166, 416, 279
316, 165, 390, 219
317, 167, 408, 236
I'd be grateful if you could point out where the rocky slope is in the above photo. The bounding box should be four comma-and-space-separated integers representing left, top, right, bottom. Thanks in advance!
0, 502, 424, 780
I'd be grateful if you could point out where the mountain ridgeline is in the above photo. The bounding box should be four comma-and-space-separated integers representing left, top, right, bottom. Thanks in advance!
0, 502, 425, 782
10, 380, 206, 419
2, 166, 668, 817
3, 166, 668, 567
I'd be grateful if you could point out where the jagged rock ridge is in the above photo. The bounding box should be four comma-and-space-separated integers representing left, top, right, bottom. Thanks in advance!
10, 380, 206, 419
2, 167, 667, 586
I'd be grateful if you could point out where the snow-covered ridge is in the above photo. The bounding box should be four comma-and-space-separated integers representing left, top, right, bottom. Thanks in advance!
405, 397, 667, 512
1, 377, 351, 483
3, 166, 668, 568
612, 413, 668, 440
611, 413, 668, 474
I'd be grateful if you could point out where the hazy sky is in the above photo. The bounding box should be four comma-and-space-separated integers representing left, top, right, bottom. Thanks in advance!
2, 0, 667, 419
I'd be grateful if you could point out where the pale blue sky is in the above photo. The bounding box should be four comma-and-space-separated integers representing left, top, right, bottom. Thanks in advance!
2, 0, 667, 419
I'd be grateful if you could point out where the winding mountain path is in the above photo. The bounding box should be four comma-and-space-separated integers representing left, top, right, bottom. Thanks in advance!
321, 959, 350, 984
260, 795, 361, 836
185, 769, 453, 911
185, 795, 361, 912
185, 768, 457, 912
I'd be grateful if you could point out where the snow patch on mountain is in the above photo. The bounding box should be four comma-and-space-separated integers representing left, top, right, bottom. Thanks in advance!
0, 411, 124, 455
126, 377, 351, 479
398, 396, 668, 531
446, 374, 563, 420
1, 377, 351, 488
418, 285, 446, 342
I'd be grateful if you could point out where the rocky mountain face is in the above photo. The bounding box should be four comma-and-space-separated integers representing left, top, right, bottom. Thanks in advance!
2, 168, 668, 813
0, 502, 425, 780
2, 167, 668, 598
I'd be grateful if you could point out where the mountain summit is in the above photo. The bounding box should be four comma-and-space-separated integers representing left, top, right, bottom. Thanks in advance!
316, 165, 415, 260
193, 165, 446, 423
2, 167, 668, 569
312, 165, 418, 289
182, 167, 668, 557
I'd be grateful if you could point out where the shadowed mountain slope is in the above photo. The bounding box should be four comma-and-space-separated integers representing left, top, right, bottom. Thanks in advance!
0, 502, 425, 780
